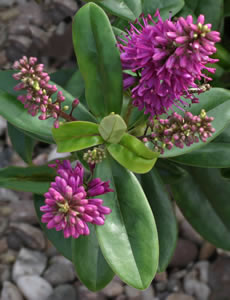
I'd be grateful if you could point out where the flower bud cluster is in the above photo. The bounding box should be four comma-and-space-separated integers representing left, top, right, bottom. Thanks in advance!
13, 56, 77, 128
83, 147, 106, 165
145, 110, 215, 154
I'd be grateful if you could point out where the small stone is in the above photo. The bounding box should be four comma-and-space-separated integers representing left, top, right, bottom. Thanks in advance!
155, 272, 167, 281
77, 284, 106, 300
155, 281, 167, 292
10, 200, 38, 224
216, 248, 230, 257
174, 204, 185, 223
116, 295, 127, 300
0, 8, 20, 21
7, 233, 24, 251
180, 220, 203, 245
184, 278, 210, 300
0, 250, 17, 264
46, 241, 59, 257
0, 188, 19, 203
194, 261, 209, 283
0, 238, 8, 254
1, 281, 24, 300
0, 264, 11, 282
0, 0, 14, 7
102, 279, 124, 297
46, 284, 77, 300
170, 239, 198, 268
170, 269, 187, 280
8, 35, 32, 49
199, 242, 216, 260
140, 285, 155, 300
167, 278, 182, 293
0, 50, 7, 66
18, 3, 43, 26
209, 256, 230, 299
166, 293, 195, 300
0, 217, 8, 234
9, 223, 46, 250
43, 257, 75, 286
48, 146, 70, 162
12, 248, 47, 281
17, 275, 53, 300
0, 116, 7, 136
125, 286, 141, 299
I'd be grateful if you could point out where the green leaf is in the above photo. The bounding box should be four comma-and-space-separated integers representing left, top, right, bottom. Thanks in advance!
169, 143, 230, 168
0, 165, 55, 194
107, 133, 159, 174
72, 223, 114, 291
8, 122, 35, 164
140, 169, 178, 272
160, 94, 230, 157
50, 69, 76, 87
225, 0, 230, 16
142, 0, 185, 19
221, 168, 230, 180
0, 70, 96, 144
73, 3, 123, 119
155, 159, 188, 184
52, 121, 104, 153
171, 167, 230, 250
95, 157, 159, 289
194, 0, 224, 30
34, 194, 72, 260
64, 70, 86, 102
84, 0, 142, 21
180, 0, 224, 30
0, 90, 54, 144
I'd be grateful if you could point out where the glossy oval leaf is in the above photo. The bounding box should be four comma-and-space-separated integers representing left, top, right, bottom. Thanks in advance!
155, 159, 188, 184
194, 0, 224, 30
142, 0, 185, 19
53, 121, 104, 153
140, 169, 178, 272
0, 70, 96, 143
84, 0, 142, 21
171, 167, 230, 250
8, 122, 35, 165
0, 90, 54, 144
107, 133, 159, 174
72, 223, 114, 291
73, 3, 123, 119
95, 157, 159, 289
0, 165, 55, 194
169, 143, 230, 168
34, 194, 72, 260
161, 99, 230, 158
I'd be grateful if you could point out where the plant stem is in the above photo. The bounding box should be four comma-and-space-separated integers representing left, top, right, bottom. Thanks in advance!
48, 104, 77, 122
124, 98, 134, 125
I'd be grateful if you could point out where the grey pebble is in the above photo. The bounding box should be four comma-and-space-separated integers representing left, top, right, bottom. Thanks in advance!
12, 248, 47, 282
1, 281, 23, 300
17, 275, 53, 300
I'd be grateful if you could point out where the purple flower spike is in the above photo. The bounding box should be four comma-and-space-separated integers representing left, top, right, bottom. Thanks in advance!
118, 11, 220, 117
41, 160, 113, 239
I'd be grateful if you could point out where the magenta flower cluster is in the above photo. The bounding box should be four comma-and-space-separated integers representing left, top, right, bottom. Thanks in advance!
13, 56, 77, 128
40, 160, 112, 239
118, 11, 220, 117
145, 110, 215, 154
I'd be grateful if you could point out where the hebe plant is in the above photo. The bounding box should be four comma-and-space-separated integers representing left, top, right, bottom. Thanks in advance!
1, 0, 230, 291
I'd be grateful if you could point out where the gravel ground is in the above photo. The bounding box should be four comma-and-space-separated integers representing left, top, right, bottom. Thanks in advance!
1, 1, 230, 300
